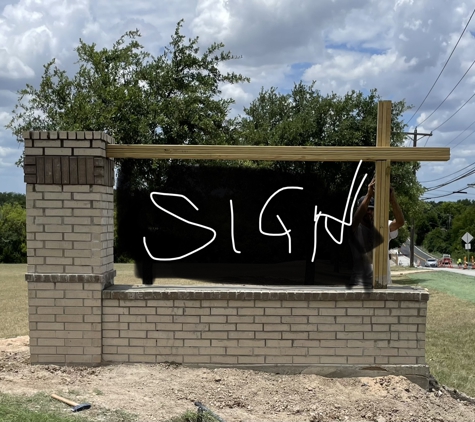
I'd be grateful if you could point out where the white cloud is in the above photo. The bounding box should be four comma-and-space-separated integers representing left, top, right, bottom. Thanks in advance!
0, 49, 34, 78
2, 2, 43, 22
221, 83, 253, 104
0, 0, 473, 199
192, 0, 370, 67
15, 26, 55, 57
0, 145, 16, 158
421, 164, 445, 176
304, 50, 415, 81
0, 111, 10, 125
453, 158, 469, 166
0, 0, 93, 89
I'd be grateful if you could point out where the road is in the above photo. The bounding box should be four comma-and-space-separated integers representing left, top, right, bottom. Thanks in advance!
400, 239, 435, 267
394, 240, 475, 275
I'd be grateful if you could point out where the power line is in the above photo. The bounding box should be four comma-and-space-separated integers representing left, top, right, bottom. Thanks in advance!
423, 91, 475, 145
406, 8, 475, 125
424, 167, 475, 191
425, 174, 475, 191
452, 127, 475, 149
422, 193, 457, 200
419, 161, 475, 183
425, 188, 475, 196
444, 118, 475, 147
424, 164, 475, 190
418, 58, 475, 127
432, 92, 475, 131
422, 188, 475, 201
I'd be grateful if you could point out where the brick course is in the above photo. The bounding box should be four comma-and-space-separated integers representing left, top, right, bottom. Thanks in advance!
101, 286, 429, 378
23, 132, 114, 186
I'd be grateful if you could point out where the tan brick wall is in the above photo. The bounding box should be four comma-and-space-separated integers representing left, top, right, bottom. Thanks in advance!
26, 184, 114, 275
102, 288, 428, 370
24, 131, 115, 365
28, 280, 103, 364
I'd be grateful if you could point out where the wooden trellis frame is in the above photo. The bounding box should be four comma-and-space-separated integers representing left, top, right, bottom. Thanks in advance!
106, 101, 450, 288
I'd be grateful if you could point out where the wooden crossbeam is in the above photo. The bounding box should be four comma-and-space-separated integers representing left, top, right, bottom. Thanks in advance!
106, 144, 449, 162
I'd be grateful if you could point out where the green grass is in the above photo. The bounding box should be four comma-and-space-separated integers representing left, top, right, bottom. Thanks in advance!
391, 265, 426, 272
2, 264, 475, 401
397, 270, 475, 303
394, 271, 475, 396
0, 393, 81, 422
0, 264, 28, 338
164, 410, 221, 422
0, 393, 137, 422
0, 264, 226, 421
0, 392, 216, 422
424, 291, 475, 396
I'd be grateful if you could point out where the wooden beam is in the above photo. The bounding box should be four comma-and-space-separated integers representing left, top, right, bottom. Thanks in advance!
373, 160, 391, 288
373, 101, 392, 289
106, 144, 449, 162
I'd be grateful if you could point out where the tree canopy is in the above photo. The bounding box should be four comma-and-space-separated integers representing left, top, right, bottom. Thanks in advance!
415, 199, 475, 259
0, 193, 26, 263
0, 192, 26, 208
6, 20, 249, 189
239, 83, 421, 246
0, 202, 26, 263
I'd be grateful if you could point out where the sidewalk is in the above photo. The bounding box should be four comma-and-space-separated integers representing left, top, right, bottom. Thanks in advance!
434, 266, 475, 277
392, 254, 411, 267
391, 257, 475, 278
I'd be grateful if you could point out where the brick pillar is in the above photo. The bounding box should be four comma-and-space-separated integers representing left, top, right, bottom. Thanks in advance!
23, 131, 115, 365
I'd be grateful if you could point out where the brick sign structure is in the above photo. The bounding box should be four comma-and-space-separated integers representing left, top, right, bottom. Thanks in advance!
23, 103, 449, 387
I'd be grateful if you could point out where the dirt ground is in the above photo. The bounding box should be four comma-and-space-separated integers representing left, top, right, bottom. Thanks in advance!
1, 336, 475, 422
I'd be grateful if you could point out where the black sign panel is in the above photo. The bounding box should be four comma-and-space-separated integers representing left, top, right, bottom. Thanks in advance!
116, 160, 379, 286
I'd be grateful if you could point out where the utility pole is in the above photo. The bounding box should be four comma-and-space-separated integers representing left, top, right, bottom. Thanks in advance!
400, 128, 432, 267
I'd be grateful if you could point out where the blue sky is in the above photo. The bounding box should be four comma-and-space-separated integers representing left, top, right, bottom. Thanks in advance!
1, 0, 475, 202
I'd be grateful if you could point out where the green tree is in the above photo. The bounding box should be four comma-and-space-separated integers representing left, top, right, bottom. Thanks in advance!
6, 21, 250, 264
414, 202, 440, 246
412, 199, 475, 259
6, 20, 250, 189
423, 227, 451, 254
0, 192, 26, 208
0, 203, 27, 263
239, 83, 423, 247
450, 205, 475, 255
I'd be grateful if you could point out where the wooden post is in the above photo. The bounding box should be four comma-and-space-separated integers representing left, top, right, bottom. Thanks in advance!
373, 101, 392, 288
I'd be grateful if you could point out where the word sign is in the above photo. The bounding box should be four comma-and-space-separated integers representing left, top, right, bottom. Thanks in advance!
143, 161, 369, 262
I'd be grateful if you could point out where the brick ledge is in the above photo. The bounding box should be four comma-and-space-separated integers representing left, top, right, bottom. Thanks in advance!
102, 285, 429, 301
26, 270, 116, 286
